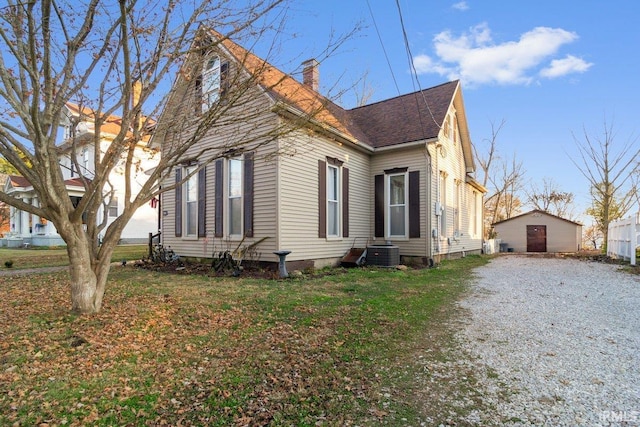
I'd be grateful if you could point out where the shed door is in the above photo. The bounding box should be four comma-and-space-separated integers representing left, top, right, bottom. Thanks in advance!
527, 225, 547, 252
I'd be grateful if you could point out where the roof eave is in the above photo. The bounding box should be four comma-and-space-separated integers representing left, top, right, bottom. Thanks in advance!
466, 175, 487, 193
272, 101, 374, 153
375, 137, 438, 153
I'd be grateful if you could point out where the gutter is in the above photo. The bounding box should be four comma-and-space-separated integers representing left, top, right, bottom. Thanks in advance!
374, 137, 438, 153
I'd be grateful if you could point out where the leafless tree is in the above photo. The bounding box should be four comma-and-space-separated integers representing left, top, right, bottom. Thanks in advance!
630, 165, 640, 211
570, 117, 639, 245
474, 120, 526, 237
582, 224, 602, 250
474, 119, 505, 189
0, 0, 354, 314
526, 177, 575, 220
353, 69, 376, 107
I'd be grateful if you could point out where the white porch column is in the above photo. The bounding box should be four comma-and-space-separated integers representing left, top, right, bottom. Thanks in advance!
20, 198, 30, 236
9, 205, 18, 235
32, 198, 43, 235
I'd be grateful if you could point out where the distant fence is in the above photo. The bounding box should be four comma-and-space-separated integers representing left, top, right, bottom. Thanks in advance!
607, 211, 640, 266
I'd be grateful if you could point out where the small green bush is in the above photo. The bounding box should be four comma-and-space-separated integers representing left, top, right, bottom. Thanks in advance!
4, 260, 14, 268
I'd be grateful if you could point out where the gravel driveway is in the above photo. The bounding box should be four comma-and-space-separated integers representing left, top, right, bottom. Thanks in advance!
458, 255, 640, 426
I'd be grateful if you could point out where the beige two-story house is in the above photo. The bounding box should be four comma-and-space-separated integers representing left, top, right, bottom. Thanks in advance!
158, 31, 486, 268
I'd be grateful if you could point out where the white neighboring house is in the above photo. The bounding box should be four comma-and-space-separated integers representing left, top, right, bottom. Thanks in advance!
2, 103, 160, 247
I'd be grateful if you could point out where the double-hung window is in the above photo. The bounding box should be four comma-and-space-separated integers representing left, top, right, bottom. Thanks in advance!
202, 56, 221, 111
375, 168, 419, 240
318, 157, 348, 239
327, 164, 340, 237
184, 165, 198, 237
214, 154, 254, 239
175, 165, 206, 239
108, 196, 119, 217
454, 179, 461, 234
201, 55, 229, 112
472, 190, 479, 237
439, 172, 447, 237
387, 172, 407, 238
228, 157, 243, 237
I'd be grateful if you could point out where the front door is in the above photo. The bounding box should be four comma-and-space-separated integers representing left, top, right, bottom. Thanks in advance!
527, 225, 547, 252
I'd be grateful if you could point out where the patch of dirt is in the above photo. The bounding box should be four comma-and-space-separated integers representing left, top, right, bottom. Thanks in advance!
134, 259, 280, 279
562, 251, 640, 274
134, 258, 354, 279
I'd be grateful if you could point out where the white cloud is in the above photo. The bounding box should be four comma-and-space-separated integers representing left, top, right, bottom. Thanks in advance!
540, 54, 593, 78
452, 1, 469, 11
414, 23, 591, 86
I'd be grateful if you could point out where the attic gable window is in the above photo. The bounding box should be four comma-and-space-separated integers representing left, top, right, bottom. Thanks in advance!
443, 112, 457, 144
201, 55, 229, 112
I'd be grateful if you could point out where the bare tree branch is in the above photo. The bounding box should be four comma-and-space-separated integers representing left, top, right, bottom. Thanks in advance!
569, 116, 640, 244
0, 0, 357, 314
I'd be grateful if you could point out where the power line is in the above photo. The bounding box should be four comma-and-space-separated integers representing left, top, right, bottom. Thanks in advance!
394, 0, 441, 130
365, 0, 401, 98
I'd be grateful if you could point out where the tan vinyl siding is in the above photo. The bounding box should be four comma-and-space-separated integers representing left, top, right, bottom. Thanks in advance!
161, 81, 280, 259
429, 107, 484, 258
278, 129, 371, 263
371, 146, 429, 257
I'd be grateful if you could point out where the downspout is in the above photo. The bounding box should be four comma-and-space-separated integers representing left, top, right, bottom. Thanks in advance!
425, 144, 432, 264
433, 142, 441, 255
426, 141, 441, 262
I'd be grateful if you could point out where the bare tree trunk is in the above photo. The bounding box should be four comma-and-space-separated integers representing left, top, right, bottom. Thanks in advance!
69, 252, 100, 313
64, 227, 113, 314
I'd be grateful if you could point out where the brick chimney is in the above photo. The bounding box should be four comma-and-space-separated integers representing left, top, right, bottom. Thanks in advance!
302, 59, 319, 92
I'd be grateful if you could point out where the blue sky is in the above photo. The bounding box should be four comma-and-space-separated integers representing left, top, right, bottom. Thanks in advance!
276, 0, 640, 223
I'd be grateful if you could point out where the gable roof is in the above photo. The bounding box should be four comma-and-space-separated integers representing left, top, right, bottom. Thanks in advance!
58, 103, 155, 151
213, 31, 366, 146
5, 174, 86, 191
64, 103, 125, 137
492, 209, 583, 227
7, 175, 30, 188
211, 31, 459, 152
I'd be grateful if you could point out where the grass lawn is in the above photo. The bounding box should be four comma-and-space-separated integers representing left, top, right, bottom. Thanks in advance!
0, 245, 148, 269
0, 255, 489, 426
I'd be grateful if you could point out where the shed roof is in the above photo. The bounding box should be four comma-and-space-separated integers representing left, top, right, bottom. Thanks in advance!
492, 209, 583, 227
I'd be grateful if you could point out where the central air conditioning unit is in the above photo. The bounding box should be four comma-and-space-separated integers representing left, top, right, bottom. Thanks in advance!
366, 243, 399, 267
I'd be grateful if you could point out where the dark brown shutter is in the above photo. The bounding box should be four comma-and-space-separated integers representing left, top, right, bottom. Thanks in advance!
243, 152, 254, 237
194, 75, 202, 115
342, 167, 349, 238
175, 168, 182, 237
197, 167, 206, 237
374, 174, 384, 238
220, 62, 229, 98
318, 160, 326, 238
214, 159, 224, 237
409, 171, 420, 238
